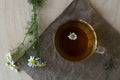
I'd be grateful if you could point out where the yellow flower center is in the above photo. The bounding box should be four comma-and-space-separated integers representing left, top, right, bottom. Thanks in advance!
7, 55, 11, 60
30, 60, 36, 64
70, 34, 75, 38
10, 63, 14, 67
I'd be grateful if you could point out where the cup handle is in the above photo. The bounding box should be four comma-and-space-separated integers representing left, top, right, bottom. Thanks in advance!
95, 45, 105, 54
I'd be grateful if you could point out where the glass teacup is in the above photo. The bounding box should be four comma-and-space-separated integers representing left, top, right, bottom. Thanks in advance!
54, 20, 105, 61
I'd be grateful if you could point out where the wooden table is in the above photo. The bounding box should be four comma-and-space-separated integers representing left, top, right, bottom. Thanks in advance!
0, 0, 120, 80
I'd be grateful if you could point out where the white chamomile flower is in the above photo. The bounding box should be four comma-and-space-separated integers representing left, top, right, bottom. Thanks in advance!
68, 32, 77, 40
28, 56, 40, 68
6, 52, 12, 61
6, 61, 19, 72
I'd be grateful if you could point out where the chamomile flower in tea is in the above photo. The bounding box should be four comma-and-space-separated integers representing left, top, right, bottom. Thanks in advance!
68, 32, 77, 40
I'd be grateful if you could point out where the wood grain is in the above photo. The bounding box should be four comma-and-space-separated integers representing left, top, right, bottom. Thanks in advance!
0, 0, 73, 80
0, 0, 120, 80
90, 0, 120, 32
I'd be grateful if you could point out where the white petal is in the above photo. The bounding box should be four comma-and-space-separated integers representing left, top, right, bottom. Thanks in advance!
32, 56, 34, 59
28, 59, 31, 61
11, 60, 15, 63
31, 65, 34, 68
11, 61, 15, 65
28, 63, 32, 67
30, 56, 33, 59
28, 63, 31, 66
35, 58, 40, 60
28, 58, 32, 61
28, 63, 30, 66
30, 56, 32, 58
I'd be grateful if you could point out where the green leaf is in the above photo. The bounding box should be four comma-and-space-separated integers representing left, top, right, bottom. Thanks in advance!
28, 0, 44, 8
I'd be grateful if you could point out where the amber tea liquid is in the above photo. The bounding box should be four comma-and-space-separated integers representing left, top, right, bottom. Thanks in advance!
54, 20, 97, 61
